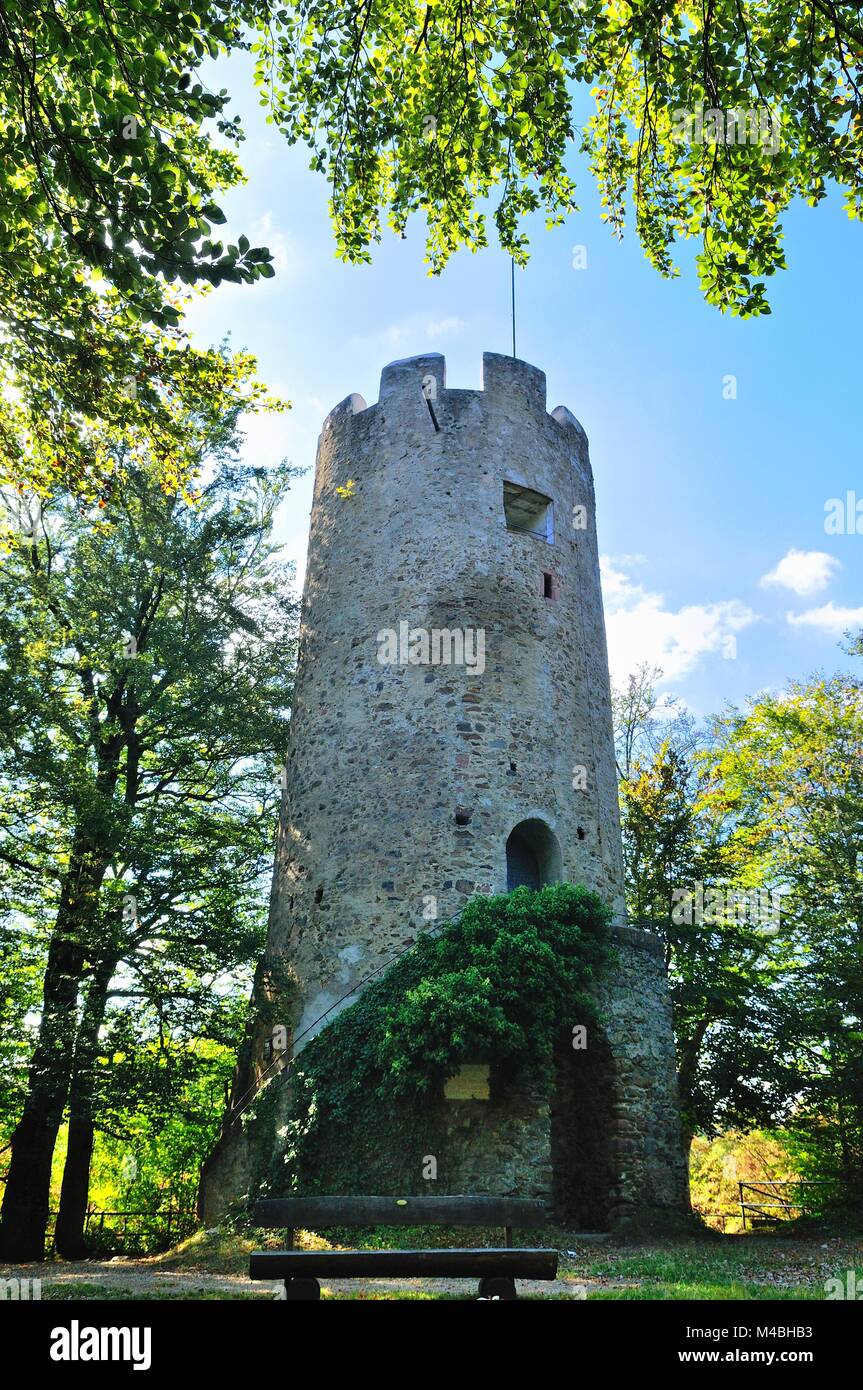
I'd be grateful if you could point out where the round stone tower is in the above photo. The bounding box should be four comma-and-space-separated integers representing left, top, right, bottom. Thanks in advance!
200, 353, 690, 1229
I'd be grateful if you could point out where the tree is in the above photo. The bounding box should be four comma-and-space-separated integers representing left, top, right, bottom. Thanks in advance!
0, 2, 273, 320
0, 924, 44, 1151
0, 2, 276, 504
712, 671, 863, 1200
59, 981, 251, 1254
255, 0, 863, 312
0, 422, 298, 1259
0, 306, 279, 511
6, 4, 860, 340
689, 1129, 800, 1231
94, 1034, 241, 1245
614, 665, 795, 1154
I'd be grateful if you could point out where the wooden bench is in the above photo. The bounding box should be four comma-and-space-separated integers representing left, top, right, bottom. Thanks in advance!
249, 1195, 557, 1300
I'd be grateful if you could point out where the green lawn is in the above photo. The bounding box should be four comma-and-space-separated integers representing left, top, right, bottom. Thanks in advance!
17, 1225, 858, 1299
37, 1283, 269, 1302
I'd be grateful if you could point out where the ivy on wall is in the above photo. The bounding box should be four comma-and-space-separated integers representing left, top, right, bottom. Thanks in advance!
259, 884, 613, 1193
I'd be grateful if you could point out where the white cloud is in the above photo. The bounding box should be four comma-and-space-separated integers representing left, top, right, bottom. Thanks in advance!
786, 602, 863, 637
380, 322, 414, 345
600, 557, 647, 607
251, 211, 296, 277
351, 313, 467, 352
600, 557, 758, 683
760, 548, 840, 597
425, 316, 465, 337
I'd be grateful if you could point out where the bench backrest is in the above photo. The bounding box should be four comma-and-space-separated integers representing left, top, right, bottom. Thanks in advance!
252, 1195, 546, 1230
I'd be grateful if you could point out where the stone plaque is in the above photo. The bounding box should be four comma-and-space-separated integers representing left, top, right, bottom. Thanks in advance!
443, 1062, 490, 1101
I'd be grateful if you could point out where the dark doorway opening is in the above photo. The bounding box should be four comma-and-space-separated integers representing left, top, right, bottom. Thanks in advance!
551, 1027, 618, 1226
505, 818, 562, 891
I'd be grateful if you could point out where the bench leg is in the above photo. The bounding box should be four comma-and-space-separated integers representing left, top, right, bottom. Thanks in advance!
477, 1276, 518, 1301
284, 1277, 321, 1301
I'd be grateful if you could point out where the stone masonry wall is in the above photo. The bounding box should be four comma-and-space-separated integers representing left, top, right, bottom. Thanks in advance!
267, 352, 625, 1041
199, 353, 690, 1230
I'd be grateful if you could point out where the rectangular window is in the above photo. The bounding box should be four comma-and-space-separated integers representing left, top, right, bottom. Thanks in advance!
543, 571, 554, 599
503, 481, 554, 543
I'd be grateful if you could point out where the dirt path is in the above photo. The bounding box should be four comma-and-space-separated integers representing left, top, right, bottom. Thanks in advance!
0, 1257, 591, 1299
1, 1260, 262, 1297
4, 1234, 857, 1299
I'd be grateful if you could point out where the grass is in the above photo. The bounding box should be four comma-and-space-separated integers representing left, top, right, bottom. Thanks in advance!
14, 1224, 858, 1300
589, 1282, 824, 1301
153, 1224, 257, 1276
38, 1283, 269, 1302
159, 1225, 855, 1298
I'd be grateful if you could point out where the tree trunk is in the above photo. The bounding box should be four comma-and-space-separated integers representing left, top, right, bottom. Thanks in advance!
55, 956, 117, 1259
0, 837, 108, 1261
54, 1112, 97, 1261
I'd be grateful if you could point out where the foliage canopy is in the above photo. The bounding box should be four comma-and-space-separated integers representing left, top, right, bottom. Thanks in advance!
255, 0, 863, 313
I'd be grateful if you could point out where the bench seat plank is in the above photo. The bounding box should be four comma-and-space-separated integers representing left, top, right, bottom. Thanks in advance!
249, 1248, 558, 1280
252, 1196, 546, 1229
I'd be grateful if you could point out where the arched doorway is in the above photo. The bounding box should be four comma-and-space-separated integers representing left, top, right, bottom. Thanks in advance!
505, 818, 562, 891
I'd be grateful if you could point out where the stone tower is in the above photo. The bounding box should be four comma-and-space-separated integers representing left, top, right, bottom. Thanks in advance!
200, 352, 690, 1229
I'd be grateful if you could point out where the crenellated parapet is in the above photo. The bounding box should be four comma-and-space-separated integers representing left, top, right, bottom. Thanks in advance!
315, 351, 588, 445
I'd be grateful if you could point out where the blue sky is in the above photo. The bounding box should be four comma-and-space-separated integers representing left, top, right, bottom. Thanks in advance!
186, 52, 862, 719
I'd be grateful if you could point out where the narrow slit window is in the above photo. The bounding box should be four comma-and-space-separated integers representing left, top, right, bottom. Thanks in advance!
503, 481, 554, 542
543, 572, 554, 599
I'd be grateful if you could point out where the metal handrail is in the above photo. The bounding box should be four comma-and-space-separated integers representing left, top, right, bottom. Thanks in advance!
45, 1204, 197, 1253
738, 1180, 838, 1230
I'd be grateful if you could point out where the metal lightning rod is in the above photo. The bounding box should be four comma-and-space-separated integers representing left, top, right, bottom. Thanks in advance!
511, 258, 516, 358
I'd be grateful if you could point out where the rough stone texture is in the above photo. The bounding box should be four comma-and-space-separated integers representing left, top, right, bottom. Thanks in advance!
554, 928, 691, 1229
199, 352, 690, 1229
